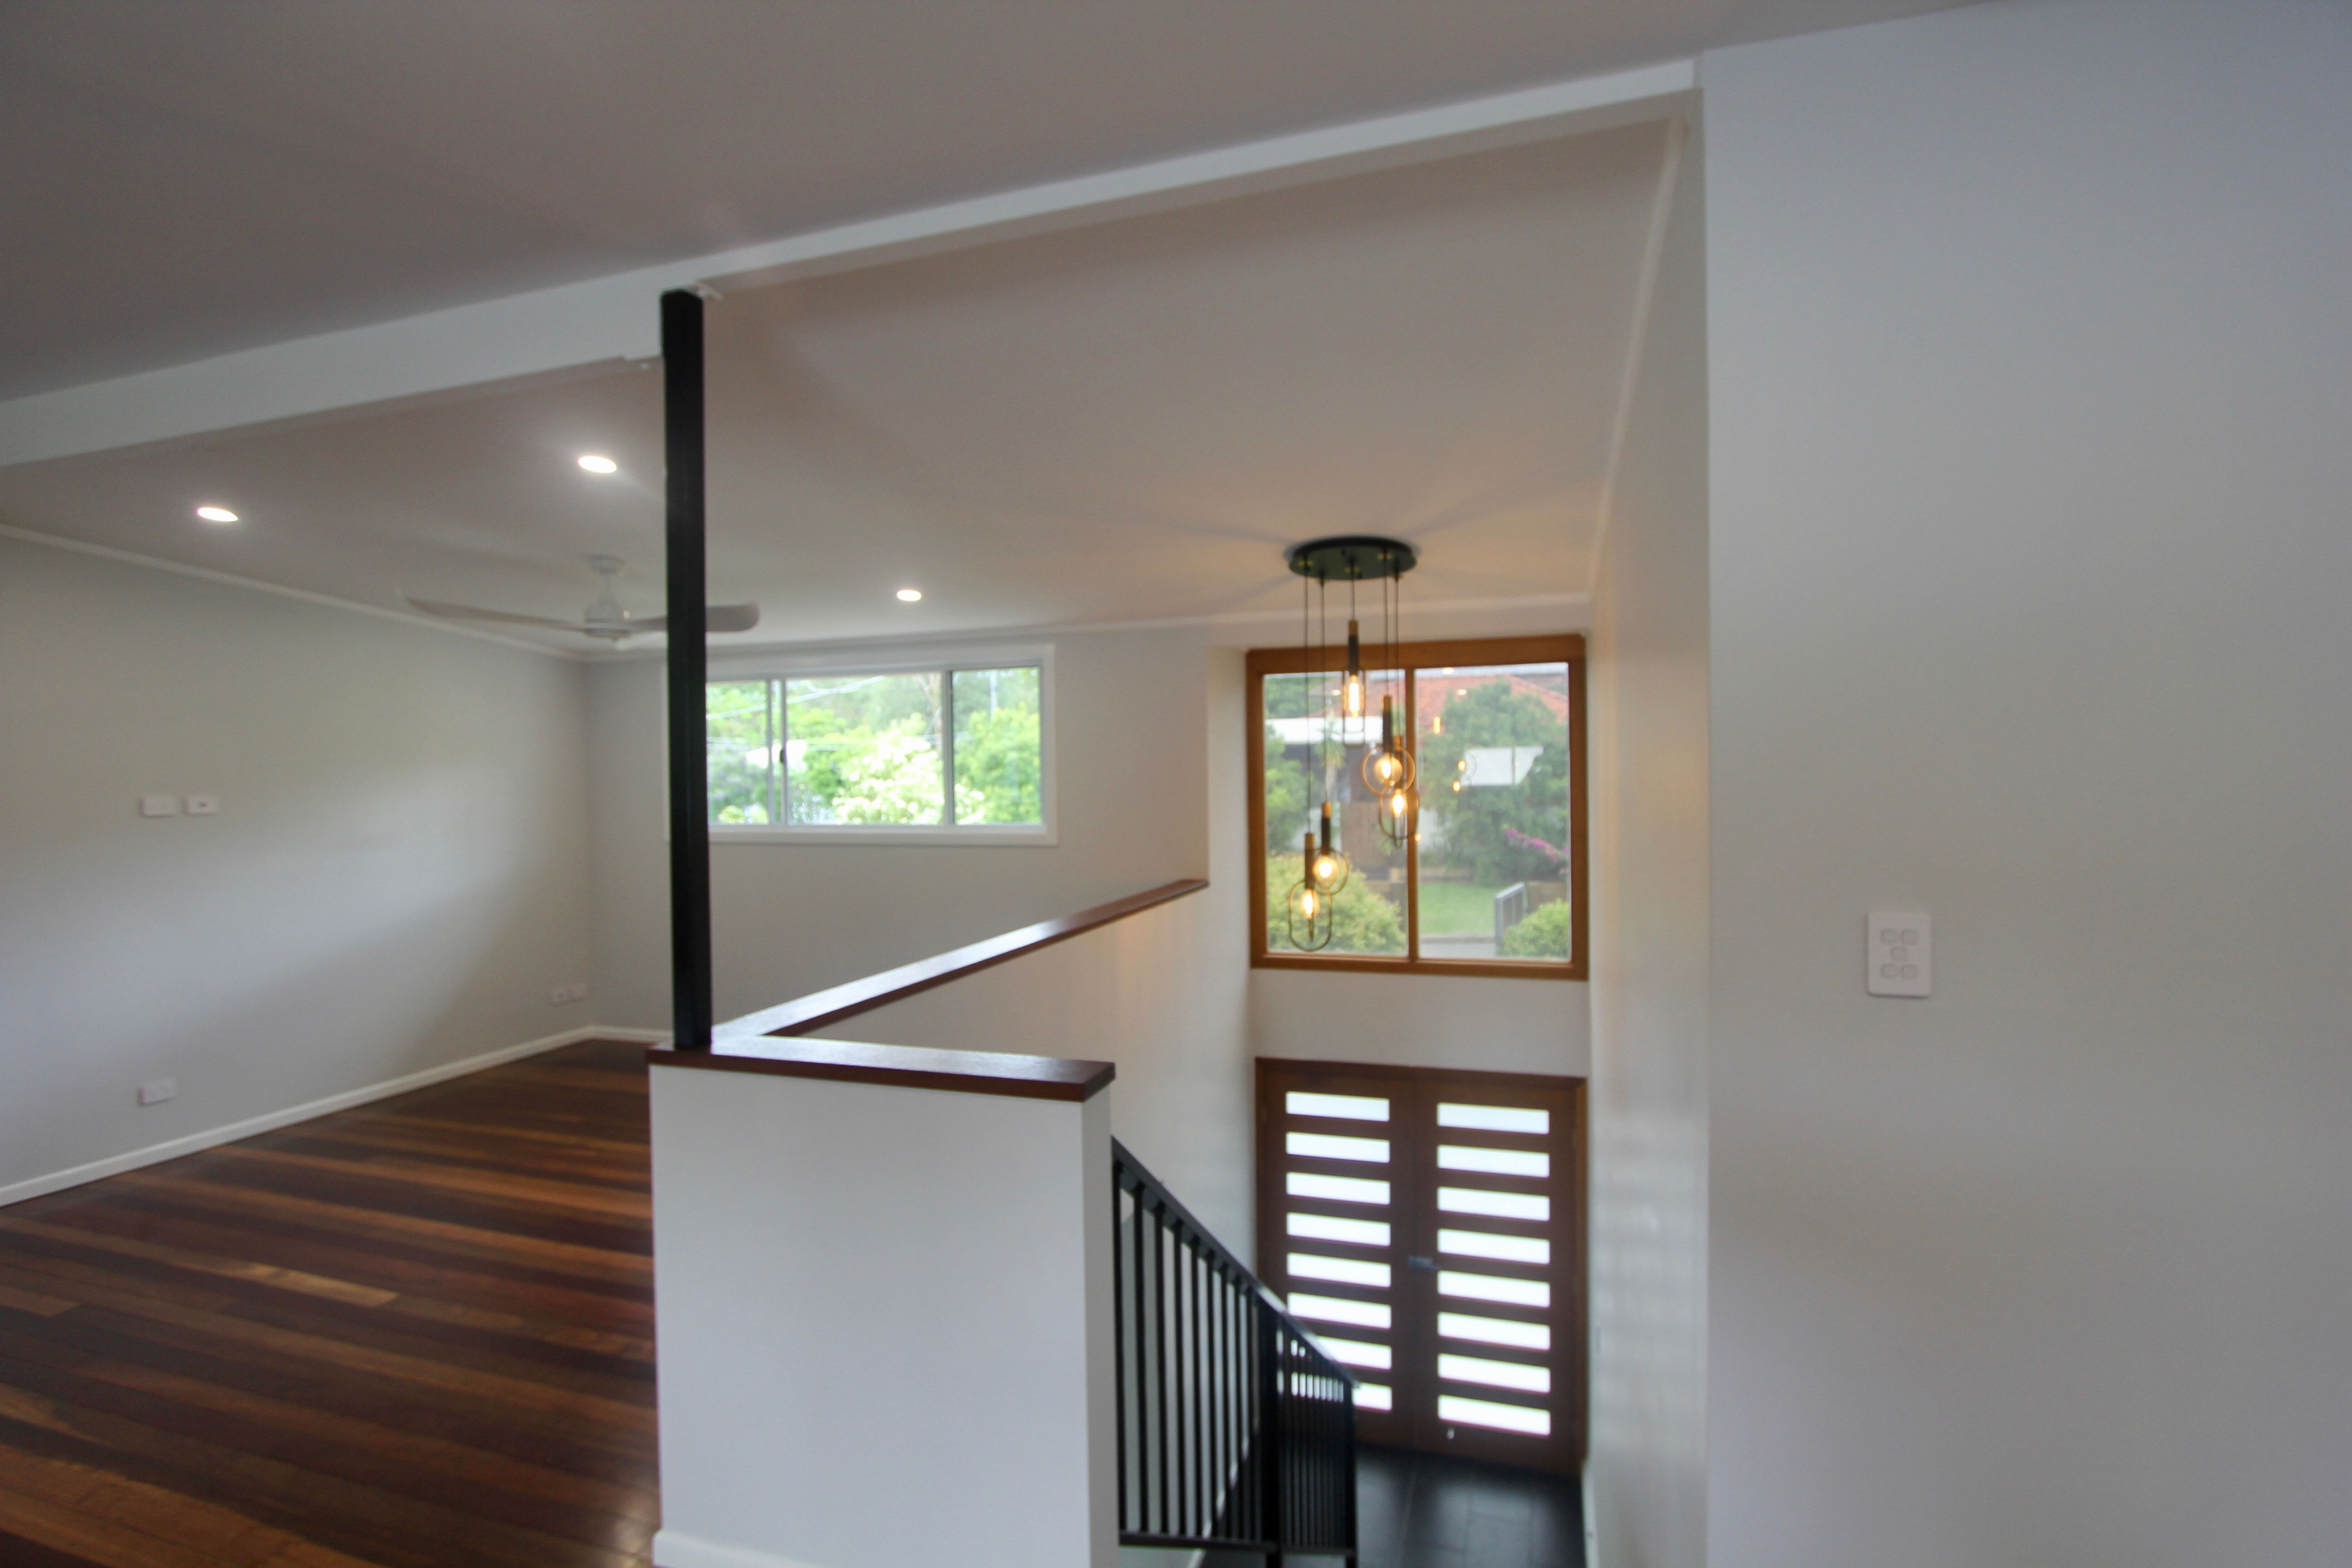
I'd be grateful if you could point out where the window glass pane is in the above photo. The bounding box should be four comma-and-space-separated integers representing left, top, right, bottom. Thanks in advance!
1287, 1131, 1390, 1163
1437, 1270, 1550, 1308
1438, 1145, 1550, 1178
1439, 1228, 1551, 1265
1439, 1311, 1552, 1351
1440, 1353, 1551, 1394
1437, 1103, 1549, 1134
1286, 1091, 1389, 1122
1289, 1212, 1391, 1247
1438, 1186, 1550, 1222
1262, 669, 1407, 956
1288, 1171, 1391, 1206
1290, 1293, 1392, 1330
1438, 1393, 1550, 1436
1416, 662, 1573, 962
951, 666, 1042, 825
1291, 1253, 1391, 1288
784, 672, 945, 825
707, 680, 775, 824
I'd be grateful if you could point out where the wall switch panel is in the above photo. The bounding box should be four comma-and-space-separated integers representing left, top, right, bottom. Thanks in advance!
1868, 911, 1932, 997
184, 794, 218, 815
138, 1078, 177, 1106
140, 795, 179, 817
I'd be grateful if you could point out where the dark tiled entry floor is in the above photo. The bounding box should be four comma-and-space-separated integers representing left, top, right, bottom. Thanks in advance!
1354, 1445, 1583, 1568
1196, 1446, 1583, 1568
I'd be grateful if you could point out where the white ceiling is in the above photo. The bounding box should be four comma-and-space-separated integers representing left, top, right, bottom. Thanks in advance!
1, 0, 1980, 400
0, 129, 1667, 648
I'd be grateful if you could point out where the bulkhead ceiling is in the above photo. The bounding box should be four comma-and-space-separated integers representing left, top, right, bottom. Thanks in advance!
0, 127, 1673, 648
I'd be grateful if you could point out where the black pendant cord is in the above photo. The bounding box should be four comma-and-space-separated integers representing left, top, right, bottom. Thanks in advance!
662, 289, 713, 1050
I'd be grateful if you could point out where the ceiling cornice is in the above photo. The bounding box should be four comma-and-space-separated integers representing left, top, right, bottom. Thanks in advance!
0, 521, 580, 661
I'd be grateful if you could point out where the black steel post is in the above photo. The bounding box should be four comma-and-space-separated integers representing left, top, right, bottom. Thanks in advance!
662, 289, 713, 1051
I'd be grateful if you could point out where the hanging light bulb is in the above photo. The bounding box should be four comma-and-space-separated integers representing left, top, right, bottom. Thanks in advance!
1286, 831, 1337, 951
1310, 801, 1351, 894
1341, 619, 1367, 721
1361, 695, 1417, 793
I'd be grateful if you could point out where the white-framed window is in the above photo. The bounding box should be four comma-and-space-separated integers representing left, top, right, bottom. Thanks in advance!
700, 644, 1054, 845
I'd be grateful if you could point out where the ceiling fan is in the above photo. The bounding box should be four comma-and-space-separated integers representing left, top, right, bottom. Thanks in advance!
407, 554, 759, 645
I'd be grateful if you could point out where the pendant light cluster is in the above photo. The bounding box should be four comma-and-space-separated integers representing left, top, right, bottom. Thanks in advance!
1281, 535, 1419, 952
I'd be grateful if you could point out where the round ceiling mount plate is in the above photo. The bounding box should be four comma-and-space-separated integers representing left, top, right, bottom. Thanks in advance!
1285, 535, 1418, 582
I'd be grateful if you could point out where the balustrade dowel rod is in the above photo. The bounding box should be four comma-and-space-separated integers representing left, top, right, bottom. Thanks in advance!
1113, 1176, 1128, 1529
1259, 1303, 1284, 1567
1192, 1240, 1206, 1535
1154, 1208, 1171, 1536
1178, 1239, 1192, 1536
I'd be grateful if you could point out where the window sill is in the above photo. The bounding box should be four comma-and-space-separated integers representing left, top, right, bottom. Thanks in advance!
711, 826, 1057, 847
1251, 953, 1584, 981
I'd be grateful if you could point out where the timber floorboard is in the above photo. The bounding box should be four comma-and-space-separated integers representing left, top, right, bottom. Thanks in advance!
0, 1039, 658, 1568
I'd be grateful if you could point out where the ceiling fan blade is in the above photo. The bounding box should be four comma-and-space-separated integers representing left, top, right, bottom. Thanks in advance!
406, 597, 585, 630
625, 603, 761, 634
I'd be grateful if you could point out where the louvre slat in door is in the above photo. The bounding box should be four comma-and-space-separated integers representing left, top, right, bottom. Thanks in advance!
1259, 1059, 1585, 1473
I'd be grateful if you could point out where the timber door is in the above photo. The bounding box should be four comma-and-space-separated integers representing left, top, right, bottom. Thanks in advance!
1256, 1059, 1586, 1474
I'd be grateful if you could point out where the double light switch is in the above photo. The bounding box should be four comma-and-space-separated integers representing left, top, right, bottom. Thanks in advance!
1868, 911, 1931, 997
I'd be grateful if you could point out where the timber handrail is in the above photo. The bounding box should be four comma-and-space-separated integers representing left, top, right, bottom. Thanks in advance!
712, 877, 1206, 1042
647, 879, 1206, 1096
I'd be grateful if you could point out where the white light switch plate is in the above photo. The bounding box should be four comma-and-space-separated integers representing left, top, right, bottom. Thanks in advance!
1868, 911, 1932, 997
140, 794, 179, 817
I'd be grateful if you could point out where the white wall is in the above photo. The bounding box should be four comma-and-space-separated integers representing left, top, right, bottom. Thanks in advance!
588, 623, 1215, 1031
1704, 4, 2352, 1564
1586, 118, 1709, 1568
0, 535, 594, 1199
650, 1063, 1114, 1568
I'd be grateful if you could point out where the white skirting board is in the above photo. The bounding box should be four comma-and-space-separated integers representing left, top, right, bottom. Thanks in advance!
652, 1529, 828, 1568
0, 1024, 670, 1209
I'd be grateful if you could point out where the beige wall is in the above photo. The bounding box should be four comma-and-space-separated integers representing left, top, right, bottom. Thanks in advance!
0, 534, 594, 1199
1704, 3, 2352, 1563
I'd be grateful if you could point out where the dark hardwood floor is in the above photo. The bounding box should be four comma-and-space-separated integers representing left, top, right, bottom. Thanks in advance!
0, 1039, 658, 1568
0, 1039, 1581, 1568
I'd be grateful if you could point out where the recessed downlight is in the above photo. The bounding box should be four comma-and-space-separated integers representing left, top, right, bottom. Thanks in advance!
578, 454, 618, 475
195, 505, 239, 524
895, 588, 923, 603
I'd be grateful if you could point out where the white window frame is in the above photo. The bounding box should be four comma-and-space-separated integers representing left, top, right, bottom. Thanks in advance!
691, 641, 1057, 846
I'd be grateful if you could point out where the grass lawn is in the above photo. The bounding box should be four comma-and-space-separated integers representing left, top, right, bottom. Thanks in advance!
1418, 881, 1506, 935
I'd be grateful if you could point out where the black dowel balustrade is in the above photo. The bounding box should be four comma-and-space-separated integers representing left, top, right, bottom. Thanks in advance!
1111, 1141, 1357, 1563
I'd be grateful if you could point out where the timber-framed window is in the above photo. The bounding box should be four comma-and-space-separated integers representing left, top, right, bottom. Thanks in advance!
1247, 635, 1585, 979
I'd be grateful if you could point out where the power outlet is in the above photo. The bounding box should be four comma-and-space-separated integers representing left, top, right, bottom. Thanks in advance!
139, 1077, 177, 1106
185, 794, 219, 816
549, 982, 588, 1005
1867, 911, 1932, 997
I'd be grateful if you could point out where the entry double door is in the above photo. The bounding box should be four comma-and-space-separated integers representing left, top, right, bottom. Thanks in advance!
1256, 1059, 1585, 1474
